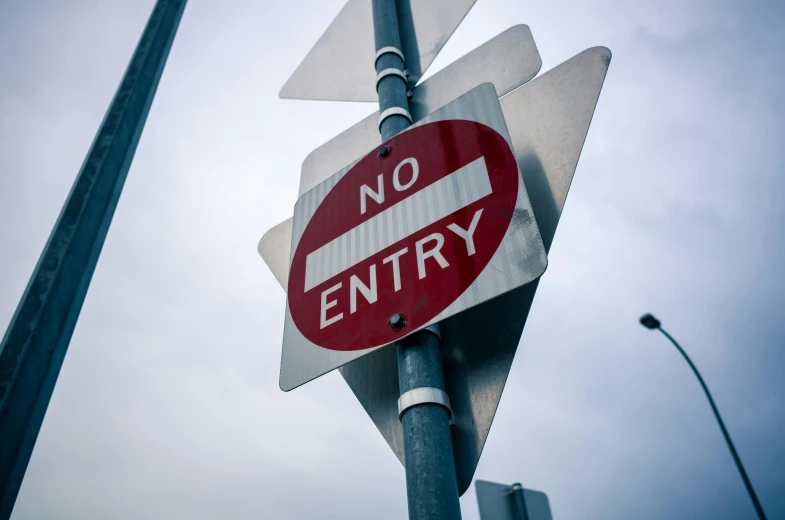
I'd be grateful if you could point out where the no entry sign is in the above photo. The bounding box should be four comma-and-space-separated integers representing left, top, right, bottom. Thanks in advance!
290, 119, 517, 350
281, 84, 547, 390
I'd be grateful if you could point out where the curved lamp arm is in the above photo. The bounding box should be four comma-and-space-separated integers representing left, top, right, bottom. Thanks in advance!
639, 314, 767, 520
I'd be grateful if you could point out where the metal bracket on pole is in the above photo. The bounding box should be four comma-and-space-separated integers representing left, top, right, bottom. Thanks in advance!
378, 107, 412, 131
375, 45, 405, 66
398, 387, 454, 425
376, 68, 408, 91
423, 323, 441, 338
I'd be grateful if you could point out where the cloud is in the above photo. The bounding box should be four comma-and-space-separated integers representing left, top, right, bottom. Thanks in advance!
1, 0, 782, 519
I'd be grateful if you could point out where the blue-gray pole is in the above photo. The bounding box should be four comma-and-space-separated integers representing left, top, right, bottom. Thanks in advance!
397, 331, 462, 520
639, 314, 767, 520
371, 1, 462, 518
0, 1, 187, 517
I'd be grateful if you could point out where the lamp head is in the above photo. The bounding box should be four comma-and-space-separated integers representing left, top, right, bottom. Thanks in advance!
639, 313, 661, 330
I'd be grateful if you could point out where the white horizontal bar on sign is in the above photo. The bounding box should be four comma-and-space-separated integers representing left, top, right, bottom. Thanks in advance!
304, 156, 491, 292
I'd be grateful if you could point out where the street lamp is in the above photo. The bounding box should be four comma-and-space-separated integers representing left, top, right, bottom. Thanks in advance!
639, 313, 767, 520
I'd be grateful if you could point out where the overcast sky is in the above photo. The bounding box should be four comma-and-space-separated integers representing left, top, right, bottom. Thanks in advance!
1, 0, 783, 518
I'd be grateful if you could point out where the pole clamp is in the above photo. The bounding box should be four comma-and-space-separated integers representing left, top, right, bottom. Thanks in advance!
375, 46, 405, 66
375, 68, 408, 91
398, 387, 454, 425
378, 107, 412, 131
423, 323, 440, 338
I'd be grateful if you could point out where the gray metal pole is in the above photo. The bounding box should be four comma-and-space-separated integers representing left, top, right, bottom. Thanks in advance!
371, 1, 462, 518
397, 331, 462, 519
0, 1, 187, 517
373, 0, 413, 142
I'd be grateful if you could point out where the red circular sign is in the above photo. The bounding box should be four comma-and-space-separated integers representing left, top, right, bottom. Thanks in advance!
288, 120, 518, 351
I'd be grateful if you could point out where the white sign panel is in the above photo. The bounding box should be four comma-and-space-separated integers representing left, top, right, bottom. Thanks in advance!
280, 83, 547, 391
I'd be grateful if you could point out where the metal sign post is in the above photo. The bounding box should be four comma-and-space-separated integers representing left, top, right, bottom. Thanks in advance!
0, 1, 187, 518
375, 1, 461, 517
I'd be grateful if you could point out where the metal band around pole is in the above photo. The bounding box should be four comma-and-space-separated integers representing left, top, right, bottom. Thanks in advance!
398, 387, 454, 424
375, 68, 408, 91
378, 107, 412, 131
374, 45, 405, 66
424, 323, 441, 338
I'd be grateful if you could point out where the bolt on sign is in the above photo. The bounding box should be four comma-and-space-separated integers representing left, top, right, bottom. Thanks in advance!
281, 83, 547, 391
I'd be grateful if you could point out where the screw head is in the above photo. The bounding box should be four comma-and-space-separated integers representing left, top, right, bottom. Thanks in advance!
639, 313, 661, 330
389, 313, 406, 329
378, 146, 391, 158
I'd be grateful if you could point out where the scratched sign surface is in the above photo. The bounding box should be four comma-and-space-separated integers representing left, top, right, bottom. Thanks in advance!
280, 83, 547, 391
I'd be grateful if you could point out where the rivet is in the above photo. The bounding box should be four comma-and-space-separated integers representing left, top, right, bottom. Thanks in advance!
389, 313, 406, 329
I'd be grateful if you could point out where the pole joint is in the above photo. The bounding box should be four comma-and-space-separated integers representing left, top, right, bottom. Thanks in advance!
397, 387, 454, 425
376, 68, 408, 91
378, 107, 412, 131
375, 45, 405, 67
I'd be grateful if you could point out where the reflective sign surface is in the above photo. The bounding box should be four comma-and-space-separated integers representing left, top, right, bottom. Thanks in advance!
281, 83, 546, 391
